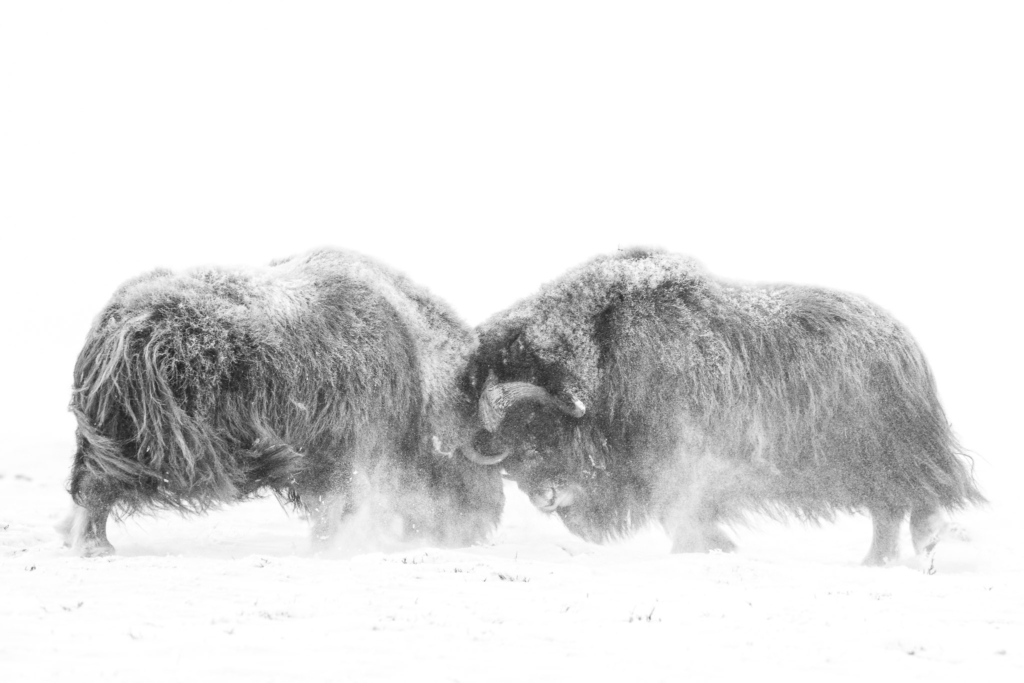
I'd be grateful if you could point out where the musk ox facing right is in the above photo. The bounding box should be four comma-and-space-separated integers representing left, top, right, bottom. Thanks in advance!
465, 248, 983, 565
63, 248, 504, 556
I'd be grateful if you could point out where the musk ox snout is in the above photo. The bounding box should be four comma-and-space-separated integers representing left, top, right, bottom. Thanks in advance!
498, 442, 582, 512
527, 482, 580, 512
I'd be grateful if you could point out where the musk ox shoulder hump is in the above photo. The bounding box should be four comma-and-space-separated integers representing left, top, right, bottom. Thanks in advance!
268, 248, 477, 439
478, 249, 715, 402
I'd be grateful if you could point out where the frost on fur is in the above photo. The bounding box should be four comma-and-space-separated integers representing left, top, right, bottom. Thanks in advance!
469, 248, 984, 565
66, 249, 503, 555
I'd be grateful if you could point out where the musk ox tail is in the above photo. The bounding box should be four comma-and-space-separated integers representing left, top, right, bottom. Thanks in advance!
70, 294, 303, 515
880, 352, 986, 511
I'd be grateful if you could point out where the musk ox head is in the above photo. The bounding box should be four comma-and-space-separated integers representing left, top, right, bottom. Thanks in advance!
460, 331, 604, 514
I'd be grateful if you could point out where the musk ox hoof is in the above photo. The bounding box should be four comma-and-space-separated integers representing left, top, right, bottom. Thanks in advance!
704, 530, 737, 554
669, 527, 737, 554
61, 504, 114, 557
862, 550, 899, 567
79, 539, 115, 557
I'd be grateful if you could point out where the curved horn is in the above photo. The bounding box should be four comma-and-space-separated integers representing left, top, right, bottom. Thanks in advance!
479, 371, 587, 431
459, 431, 510, 466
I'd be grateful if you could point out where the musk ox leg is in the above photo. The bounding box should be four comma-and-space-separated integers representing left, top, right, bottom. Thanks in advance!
657, 457, 738, 554
910, 502, 948, 556
661, 495, 736, 554
60, 503, 115, 557
864, 507, 905, 566
66, 465, 118, 557
297, 489, 351, 548
668, 520, 737, 554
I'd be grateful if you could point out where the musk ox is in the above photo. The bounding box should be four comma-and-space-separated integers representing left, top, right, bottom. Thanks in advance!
467, 248, 983, 565
62, 248, 504, 556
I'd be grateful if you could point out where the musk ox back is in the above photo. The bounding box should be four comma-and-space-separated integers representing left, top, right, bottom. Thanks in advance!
468, 248, 983, 565
63, 248, 503, 556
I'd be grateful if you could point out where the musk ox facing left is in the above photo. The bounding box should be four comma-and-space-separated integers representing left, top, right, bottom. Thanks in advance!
467, 248, 983, 565
62, 248, 504, 556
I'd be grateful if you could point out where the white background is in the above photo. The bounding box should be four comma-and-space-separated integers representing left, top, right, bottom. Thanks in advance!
1, 3, 1022, 680
2, 2, 1020, 491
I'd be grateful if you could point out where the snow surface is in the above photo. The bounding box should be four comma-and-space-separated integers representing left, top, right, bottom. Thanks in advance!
2, 443, 1019, 682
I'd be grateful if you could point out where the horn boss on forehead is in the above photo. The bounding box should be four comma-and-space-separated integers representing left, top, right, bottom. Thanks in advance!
478, 371, 585, 433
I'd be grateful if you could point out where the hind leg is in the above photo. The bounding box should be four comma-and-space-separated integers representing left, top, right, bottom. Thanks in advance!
910, 502, 948, 556
62, 502, 115, 557
65, 441, 118, 556
864, 506, 905, 566
65, 464, 117, 557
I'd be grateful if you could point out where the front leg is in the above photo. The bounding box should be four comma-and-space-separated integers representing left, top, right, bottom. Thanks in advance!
655, 455, 738, 554
661, 500, 736, 553
292, 487, 351, 550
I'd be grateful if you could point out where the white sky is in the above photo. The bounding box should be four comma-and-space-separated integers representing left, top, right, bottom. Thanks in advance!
1, 2, 1020, 497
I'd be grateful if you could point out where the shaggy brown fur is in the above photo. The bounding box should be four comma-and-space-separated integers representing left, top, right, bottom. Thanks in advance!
64, 249, 503, 556
469, 248, 983, 565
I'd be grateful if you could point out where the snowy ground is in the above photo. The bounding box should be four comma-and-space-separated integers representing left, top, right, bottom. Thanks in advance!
2, 441, 1019, 682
